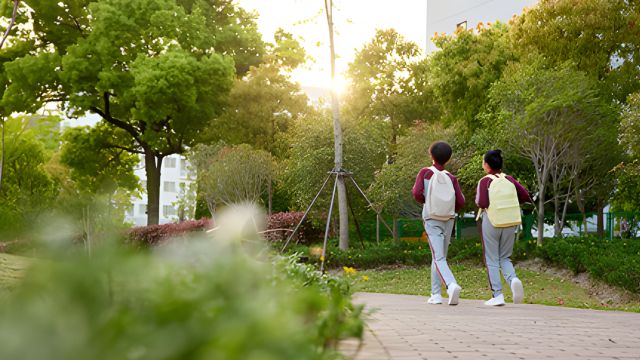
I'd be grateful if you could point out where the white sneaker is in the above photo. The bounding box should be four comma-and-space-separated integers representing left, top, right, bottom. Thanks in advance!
511, 278, 524, 304
447, 283, 461, 305
484, 294, 505, 306
427, 294, 443, 304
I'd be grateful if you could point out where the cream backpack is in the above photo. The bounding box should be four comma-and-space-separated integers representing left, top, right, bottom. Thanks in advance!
422, 166, 456, 221
484, 173, 522, 227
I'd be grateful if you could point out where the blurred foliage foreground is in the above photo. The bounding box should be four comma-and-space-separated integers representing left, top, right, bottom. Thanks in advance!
0, 205, 363, 360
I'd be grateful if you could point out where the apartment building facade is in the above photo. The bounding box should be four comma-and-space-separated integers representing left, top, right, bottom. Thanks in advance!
125, 154, 196, 226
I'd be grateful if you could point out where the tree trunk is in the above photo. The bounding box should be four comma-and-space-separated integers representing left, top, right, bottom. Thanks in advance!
0, 1, 19, 194
82, 206, 92, 256
205, 196, 216, 225
576, 190, 587, 235
388, 121, 397, 164
537, 186, 546, 245
392, 217, 399, 242
267, 179, 272, 216
553, 194, 561, 237
0, 2, 21, 193
144, 150, 163, 225
337, 175, 349, 250
559, 192, 571, 236
597, 202, 604, 238
325, 0, 349, 250
0, 118, 4, 194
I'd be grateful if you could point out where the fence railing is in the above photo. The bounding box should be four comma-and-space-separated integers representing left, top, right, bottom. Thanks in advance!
394, 211, 640, 241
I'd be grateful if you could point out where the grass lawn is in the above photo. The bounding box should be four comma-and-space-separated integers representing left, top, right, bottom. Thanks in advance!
0, 253, 31, 296
348, 260, 640, 312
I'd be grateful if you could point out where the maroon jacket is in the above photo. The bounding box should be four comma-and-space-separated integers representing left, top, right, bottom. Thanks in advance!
475, 171, 531, 209
412, 163, 465, 212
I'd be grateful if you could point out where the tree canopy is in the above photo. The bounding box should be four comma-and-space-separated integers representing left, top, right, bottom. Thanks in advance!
344, 28, 423, 163
1, 0, 265, 225
429, 22, 514, 130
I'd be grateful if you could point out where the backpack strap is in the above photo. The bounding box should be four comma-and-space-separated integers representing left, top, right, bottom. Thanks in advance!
477, 174, 499, 221
429, 165, 449, 174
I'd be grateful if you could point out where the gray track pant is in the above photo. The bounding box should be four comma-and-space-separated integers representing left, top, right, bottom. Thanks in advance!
480, 213, 518, 297
424, 218, 456, 295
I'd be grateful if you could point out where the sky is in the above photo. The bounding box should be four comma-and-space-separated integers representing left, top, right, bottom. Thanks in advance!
237, 0, 537, 94
237, 0, 429, 93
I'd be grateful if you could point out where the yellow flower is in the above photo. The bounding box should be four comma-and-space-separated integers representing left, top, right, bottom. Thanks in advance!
320, 255, 325, 262
343, 266, 357, 274
361, 275, 369, 282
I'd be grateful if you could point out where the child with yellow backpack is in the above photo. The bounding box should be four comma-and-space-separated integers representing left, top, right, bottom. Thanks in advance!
475, 150, 532, 306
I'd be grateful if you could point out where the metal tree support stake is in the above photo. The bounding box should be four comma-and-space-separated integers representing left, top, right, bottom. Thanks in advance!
280, 169, 395, 274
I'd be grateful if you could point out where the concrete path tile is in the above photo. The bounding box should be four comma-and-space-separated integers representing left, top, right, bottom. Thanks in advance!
342, 292, 640, 360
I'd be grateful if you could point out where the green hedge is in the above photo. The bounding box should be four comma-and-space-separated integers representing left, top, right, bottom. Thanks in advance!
537, 236, 640, 294
286, 237, 537, 269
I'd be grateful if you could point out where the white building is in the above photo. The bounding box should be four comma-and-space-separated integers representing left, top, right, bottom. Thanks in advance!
426, 0, 538, 53
60, 114, 197, 227
125, 154, 196, 226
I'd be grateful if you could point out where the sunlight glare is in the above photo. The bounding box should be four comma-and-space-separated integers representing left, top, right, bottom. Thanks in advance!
331, 75, 350, 97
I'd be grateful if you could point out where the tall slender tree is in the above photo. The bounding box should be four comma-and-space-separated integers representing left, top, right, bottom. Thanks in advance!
0, 0, 21, 194
324, 0, 349, 250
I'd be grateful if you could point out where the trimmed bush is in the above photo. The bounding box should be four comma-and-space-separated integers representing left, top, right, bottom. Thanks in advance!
126, 218, 212, 247
264, 212, 323, 244
125, 212, 324, 248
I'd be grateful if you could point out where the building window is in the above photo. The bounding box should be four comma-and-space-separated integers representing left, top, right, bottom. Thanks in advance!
164, 181, 176, 192
163, 205, 177, 217
138, 204, 147, 215
456, 20, 467, 31
180, 158, 188, 177
165, 157, 176, 168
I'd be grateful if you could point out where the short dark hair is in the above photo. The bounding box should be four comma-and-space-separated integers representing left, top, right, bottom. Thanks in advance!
429, 141, 452, 165
484, 149, 503, 170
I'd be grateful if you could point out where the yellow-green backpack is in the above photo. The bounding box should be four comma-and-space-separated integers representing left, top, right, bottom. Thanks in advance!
485, 173, 522, 228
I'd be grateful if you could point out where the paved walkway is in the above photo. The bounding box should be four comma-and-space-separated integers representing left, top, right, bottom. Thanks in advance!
339, 292, 640, 360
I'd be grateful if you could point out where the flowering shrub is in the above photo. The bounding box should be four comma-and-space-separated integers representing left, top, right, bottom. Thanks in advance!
264, 212, 323, 244
126, 218, 212, 247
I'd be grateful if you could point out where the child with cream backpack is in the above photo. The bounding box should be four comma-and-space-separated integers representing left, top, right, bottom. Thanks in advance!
475, 150, 532, 306
412, 141, 465, 305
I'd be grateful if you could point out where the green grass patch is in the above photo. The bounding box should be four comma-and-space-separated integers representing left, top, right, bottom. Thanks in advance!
0, 253, 31, 296
347, 261, 640, 312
